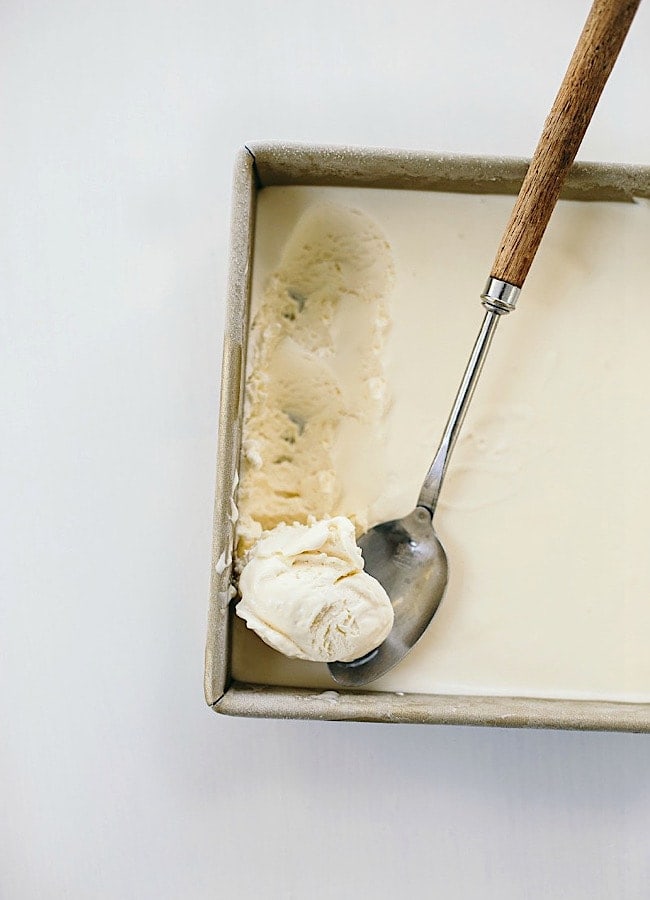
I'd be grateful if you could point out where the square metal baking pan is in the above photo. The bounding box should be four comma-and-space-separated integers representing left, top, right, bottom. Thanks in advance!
205, 142, 650, 731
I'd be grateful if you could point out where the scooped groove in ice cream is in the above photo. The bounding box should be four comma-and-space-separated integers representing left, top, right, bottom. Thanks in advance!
236, 201, 394, 554
236, 518, 394, 663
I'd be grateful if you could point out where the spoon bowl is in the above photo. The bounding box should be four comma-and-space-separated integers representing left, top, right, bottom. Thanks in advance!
328, 508, 447, 686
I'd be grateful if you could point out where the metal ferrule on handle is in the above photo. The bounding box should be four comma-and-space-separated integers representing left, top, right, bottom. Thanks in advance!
481, 277, 521, 315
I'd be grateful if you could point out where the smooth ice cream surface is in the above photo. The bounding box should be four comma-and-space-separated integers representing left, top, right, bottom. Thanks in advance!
236, 518, 394, 663
232, 184, 650, 702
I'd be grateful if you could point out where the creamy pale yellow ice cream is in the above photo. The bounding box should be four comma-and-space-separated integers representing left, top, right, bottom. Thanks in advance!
232, 184, 650, 702
237, 518, 393, 663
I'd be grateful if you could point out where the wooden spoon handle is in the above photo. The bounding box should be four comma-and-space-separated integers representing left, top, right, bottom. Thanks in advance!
490, 0, 640, 289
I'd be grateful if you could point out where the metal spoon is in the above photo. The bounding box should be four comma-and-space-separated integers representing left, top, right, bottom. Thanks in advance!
329, 0, 639, 687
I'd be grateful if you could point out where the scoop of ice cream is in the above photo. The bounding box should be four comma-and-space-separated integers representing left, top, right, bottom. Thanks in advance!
236, 517, 394, 663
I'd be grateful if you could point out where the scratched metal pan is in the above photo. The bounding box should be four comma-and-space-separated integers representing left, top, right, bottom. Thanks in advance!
205, 142, 650, 732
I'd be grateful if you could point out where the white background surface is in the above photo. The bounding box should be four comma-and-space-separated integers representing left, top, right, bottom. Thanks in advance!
3, 1, 650, 897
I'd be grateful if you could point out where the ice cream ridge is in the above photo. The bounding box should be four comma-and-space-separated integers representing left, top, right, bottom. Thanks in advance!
234, 202, 396, 662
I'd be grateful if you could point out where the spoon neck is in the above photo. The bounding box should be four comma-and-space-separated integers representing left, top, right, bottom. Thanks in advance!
417, 307, 503, 516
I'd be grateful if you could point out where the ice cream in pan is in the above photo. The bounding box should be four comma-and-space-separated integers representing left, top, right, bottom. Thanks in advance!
234, 180, 650, 700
